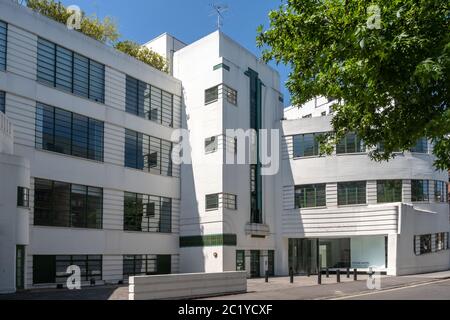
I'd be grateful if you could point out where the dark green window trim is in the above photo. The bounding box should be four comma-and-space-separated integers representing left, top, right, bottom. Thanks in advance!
180, 234, 237, 247
377, 180, 402, 203
213, 63, 230, 71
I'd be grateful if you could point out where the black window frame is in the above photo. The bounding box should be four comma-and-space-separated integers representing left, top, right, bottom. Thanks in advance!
123, 191, 172, 233
205, 85, 219, 105
35, 103, 104, 162
205, 194, 219, 211
17, 186, 30, 208
37, 37, 105, 103
125, 75, 175, 128
34, 178, 103, 229
124, 128, 173, 177
123, 254, 171, 277
33, 255, 102, 284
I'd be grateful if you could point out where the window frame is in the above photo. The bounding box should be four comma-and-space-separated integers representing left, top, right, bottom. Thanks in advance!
205, 194, 219, 211
294, 184, 326, 208
336, 132, 365, 154
337, 181, 367, 206
34, 178, 103, 229
411, 180, 429, 202
205, 136, 218, 154
0, 20, 7, 71
37, 37, 105, 103
123, 191, 172, 233
292, 133, 323, 158
377, 180, 402, 203
17, 186, 30, 208
35, 103, 104, 162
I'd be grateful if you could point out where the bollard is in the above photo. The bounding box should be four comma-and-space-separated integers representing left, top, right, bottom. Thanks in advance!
369, 267, 373, 278
318, 269, 322, 285
346, 267, 350, 278
265, 270, 269, 283
353, 269, 357, 281
307, 268, 310, 277
336, 269, 340, 283
326, 267, 329, 278
289, 268, 294, 283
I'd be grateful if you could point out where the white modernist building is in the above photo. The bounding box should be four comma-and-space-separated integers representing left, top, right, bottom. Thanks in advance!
0, 0, 449, 293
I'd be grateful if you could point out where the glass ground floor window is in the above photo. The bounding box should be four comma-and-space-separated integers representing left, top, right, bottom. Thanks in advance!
33, 255, 102, 284
123, 254, 171, 278
289, 236, 386, 274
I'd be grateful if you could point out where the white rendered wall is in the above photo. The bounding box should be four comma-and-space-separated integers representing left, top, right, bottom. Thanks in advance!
0, 1, 182, 288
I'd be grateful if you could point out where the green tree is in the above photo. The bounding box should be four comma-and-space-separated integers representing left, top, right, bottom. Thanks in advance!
114, 41, 168, 73
26, 0, 119, 44
257, 0, 450, 169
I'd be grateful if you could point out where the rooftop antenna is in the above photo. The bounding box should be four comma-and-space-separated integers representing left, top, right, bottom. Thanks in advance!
210, 3, 228, 30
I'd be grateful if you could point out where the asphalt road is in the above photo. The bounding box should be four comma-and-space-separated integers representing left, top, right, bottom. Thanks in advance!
335, 278, 450, 300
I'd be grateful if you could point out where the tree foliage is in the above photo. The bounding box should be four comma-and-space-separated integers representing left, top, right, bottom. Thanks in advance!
25, 0, 168, 73
26, 0, 119, 44
114, 41, 168, 73
257, 0, 450, 169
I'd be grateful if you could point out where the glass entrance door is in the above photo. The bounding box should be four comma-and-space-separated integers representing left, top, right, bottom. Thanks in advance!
288, 239, 318, 275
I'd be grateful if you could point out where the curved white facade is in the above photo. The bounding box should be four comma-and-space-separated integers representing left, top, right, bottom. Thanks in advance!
280, 108, 449, 276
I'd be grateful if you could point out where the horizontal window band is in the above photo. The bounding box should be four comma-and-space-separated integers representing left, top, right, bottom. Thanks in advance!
180, 234, 237, 247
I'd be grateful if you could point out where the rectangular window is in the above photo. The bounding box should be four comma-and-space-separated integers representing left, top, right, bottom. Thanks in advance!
223, 193, 237, 210
35, 103, 104, 161
123, 192, 172, 233
223, 85, 237, 105
206, 194, 219, 210
205, 85, 219, 105
293, 133, 322, 158
377, 180, 402, 203
37, 37, 105, 103
0, 21, 6, 71
435, 233, 448, 251
336, 133, 365, 154
17, 187, 30, 208
295, 184, 326, 208
419, 234, 432, 255
0, 91, 5, 113
125, 75, 175, 127
410, 138, 428, 153
124, 129, 172, 176
205, 136, 218, 154
34, 178, 102, 229
338, 181, 366, 205
236, 250, 245, 271
123, 254, 171, 277
411, 180, 429, 202
33, 255, 102, 284
434, 181, 447, 202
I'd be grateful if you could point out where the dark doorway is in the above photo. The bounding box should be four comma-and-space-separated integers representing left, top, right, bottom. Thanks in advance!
16, 245, 25, 290
250, 250, 260, 278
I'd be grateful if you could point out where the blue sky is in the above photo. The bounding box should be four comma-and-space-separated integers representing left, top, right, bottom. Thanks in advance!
58, 0, 292, 105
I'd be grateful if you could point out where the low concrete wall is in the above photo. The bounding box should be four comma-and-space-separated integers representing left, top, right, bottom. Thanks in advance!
129, 271, 247, 300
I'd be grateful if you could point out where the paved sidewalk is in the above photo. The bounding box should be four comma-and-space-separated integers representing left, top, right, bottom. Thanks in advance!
203, 270, 450, 300
1, 270, 449, 300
